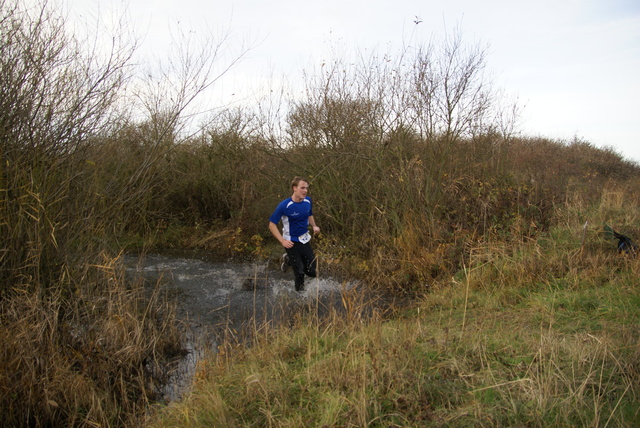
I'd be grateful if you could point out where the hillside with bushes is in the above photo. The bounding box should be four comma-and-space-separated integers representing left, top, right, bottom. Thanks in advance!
1, 1, 639, 426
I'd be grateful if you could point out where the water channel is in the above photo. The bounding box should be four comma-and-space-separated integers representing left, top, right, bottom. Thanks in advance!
124, 251, 356, 401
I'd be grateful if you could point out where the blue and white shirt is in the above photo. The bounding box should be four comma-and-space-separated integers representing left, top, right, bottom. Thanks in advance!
269, 197, 313, 242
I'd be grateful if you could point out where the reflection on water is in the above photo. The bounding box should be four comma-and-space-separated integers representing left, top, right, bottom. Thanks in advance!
124, 251, 353, 401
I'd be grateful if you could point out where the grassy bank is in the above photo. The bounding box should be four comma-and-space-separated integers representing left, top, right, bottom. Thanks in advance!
148, 207, 640, 427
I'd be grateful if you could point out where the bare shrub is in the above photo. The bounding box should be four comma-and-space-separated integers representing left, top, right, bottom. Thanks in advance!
0, 0, 248, 425
0, 0, 134, 289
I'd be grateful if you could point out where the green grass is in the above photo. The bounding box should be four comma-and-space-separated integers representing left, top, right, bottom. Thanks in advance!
148, 222, 640, 427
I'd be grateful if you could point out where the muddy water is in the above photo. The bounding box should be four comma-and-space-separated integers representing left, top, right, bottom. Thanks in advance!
124, 251, 354, 401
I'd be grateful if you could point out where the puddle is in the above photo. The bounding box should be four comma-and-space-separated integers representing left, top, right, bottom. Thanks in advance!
123, 251, 354, 401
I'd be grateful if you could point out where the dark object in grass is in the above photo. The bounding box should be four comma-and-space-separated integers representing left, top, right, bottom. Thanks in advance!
604, 224, 638, 254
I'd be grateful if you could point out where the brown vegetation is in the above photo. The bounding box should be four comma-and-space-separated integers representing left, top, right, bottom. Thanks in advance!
1, 0, 639, 426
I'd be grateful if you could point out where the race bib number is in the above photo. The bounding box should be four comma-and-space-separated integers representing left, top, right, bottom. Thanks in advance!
298, 232, 311, 244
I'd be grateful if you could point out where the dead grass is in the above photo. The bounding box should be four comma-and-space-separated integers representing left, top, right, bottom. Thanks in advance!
148, 194, 640, 427
0, 254, 183, 427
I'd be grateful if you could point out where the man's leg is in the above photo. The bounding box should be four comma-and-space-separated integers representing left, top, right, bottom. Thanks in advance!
300, 242, 317, 279
286, 243, 306, 291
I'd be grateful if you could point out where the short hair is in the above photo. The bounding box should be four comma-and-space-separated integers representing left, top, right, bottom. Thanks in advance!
291, 176, 309, 189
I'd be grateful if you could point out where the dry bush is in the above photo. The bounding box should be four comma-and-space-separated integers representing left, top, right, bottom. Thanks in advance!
0, 1, 246, 425
84, 24, 640, 296
0, 4, 131, 291
0, 254, 183, 427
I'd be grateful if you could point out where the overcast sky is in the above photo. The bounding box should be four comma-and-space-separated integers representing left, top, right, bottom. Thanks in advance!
66, 0, 640, 162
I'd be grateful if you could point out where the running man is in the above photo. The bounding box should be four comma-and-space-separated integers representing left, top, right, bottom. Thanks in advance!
268, 177, 320, 291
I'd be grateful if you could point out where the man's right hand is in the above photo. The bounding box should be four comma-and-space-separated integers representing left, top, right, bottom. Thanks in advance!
282, 240, 294, 248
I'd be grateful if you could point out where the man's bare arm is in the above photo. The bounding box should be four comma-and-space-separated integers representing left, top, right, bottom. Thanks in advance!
269, 221, 293, 248
308, 215, 320, 234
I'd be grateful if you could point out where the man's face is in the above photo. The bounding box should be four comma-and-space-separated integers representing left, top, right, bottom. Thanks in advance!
292, 181, 309, 200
